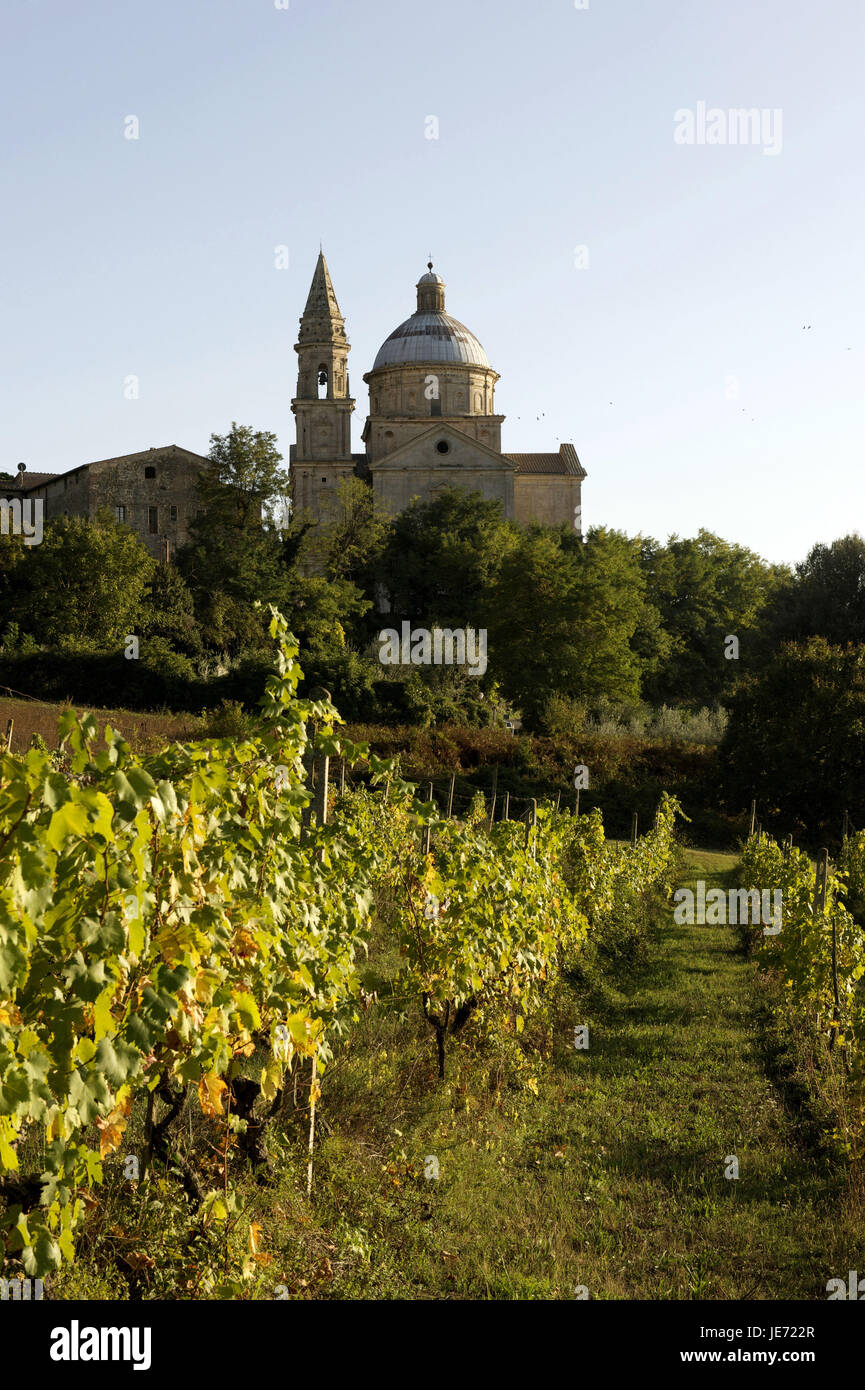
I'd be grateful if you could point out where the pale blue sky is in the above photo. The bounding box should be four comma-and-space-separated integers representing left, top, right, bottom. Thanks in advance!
1, 0, 862, 564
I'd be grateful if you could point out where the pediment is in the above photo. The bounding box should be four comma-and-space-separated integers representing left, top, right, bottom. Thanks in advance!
369, 423, 514, 473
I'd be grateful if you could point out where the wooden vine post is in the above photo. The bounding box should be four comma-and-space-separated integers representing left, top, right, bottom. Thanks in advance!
488, 766, 498, 831
446, 773, 455, 819
419, 783, 434, 857
813, 849, 840, 1051
524, 799, 537, 856
312, 754, 329, 826
306, 1054, 318, 1197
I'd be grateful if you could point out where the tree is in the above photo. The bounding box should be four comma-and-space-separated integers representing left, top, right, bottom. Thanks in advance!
369, 487, 518, 626
765, 534, 865, 648
177, 423, 291, 653
720, 638, 865, 842
639, 530, 785, 707
198, 422, 288, 527
142, 562, 202, 658
297, 477, 391, 586
6, 512, 155, 648
481, 526, 651, 725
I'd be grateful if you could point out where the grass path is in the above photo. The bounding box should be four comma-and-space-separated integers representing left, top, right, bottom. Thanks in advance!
382, 848, 865, 1299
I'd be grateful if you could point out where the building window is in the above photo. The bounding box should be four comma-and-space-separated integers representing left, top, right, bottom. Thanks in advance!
145, 465, 156, 479
321, 476, 327, 483
148, 506, 158, 534
115, 505, 126, 522
169, 504, 177, 522
430, 398, 442, 416
436, 439, 450, 455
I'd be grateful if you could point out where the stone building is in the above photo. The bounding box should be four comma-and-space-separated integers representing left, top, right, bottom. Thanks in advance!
290, 253, 586, 531
14, 445, 210, 561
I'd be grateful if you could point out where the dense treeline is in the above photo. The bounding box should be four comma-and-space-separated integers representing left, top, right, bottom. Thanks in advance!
3, 424, 865, 840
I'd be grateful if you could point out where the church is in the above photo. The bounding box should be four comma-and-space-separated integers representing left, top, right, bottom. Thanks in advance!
289, 253, 585, 531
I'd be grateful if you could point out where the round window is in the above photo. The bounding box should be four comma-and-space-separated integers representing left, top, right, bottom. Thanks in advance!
436, 439, 450, 454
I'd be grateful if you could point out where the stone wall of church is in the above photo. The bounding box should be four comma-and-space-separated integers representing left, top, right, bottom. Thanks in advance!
367, 364, 497, 419
371, 430, 515, 518
513, 474, 582, 531
292, 462, 356, 524
364, 365, 502, 462
367, 413, 504, 463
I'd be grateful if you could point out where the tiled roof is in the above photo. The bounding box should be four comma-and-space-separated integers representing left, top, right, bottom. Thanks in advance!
506, 453, 564, 473
15, 472, 58, 487
506, 445, 586, 478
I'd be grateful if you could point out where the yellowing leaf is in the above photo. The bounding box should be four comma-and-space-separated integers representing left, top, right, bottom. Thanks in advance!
0, 1117, 19, 1171
96, 1107, 128, 1158
194, 969, 220, 1005
260, 1060, 283, 1106
202, 1191, 228, 1226
45, 1107, 66, 1143
198, 1072, 228, 1118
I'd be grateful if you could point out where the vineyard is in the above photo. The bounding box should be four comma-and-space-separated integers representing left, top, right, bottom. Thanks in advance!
741, 827, 865, 1144
0, 611, 682, 1296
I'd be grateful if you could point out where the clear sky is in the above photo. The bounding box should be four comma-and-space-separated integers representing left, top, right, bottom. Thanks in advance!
1, 0, 862, 566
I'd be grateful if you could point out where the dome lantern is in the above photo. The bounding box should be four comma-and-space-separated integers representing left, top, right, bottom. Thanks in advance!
417, 260, 446, 313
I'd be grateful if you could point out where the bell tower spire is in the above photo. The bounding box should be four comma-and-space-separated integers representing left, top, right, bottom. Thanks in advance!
291, 251, 355, 522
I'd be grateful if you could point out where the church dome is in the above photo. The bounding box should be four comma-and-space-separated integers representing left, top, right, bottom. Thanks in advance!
372, 313, 490, 368
371, 264, 491, 370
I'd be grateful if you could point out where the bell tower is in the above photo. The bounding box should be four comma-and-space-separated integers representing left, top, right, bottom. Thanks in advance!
290, 252, 355, 521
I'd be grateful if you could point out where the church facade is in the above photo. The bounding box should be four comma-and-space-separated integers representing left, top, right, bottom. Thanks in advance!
289, 254, 585, 531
